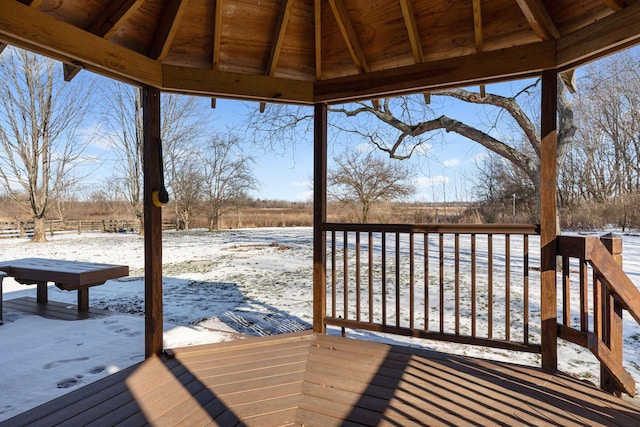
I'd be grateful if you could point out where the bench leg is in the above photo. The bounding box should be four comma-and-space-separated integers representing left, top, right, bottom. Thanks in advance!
36, 282, 48, 304
78, 288, 89, 312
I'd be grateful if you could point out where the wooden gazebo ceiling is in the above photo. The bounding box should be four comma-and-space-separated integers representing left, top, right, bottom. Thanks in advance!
1, 0, 640, 104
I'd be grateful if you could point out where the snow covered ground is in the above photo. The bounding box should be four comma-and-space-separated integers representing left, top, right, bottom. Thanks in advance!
0, 227, 639, 421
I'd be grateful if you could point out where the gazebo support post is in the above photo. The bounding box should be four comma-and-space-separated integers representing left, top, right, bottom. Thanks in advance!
143, 85, 164, 358
540, 70, 558, 371
313, 103, 328, 334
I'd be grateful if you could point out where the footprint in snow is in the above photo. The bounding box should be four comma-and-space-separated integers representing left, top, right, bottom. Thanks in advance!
57, 377, 80, 389
89, 366, 106, 375
42, 357, 90, 369
103, 319, 118, 325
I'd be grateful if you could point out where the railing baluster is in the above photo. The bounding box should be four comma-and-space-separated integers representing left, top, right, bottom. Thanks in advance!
439, 233, 445, 334
343, 231, 348, 321
331, 230, 336, 318
382, 232, 387, 326
356, 232, 361, 322
524, 234, 529, 344
424, 232, 429, 331
471, 233, 477, 338
580, 256, 588, 332
455, 233, 460, 335
505, 234, 511, 342
396, 232, 401, 328
410, 232, 415, 329
488, 234, 493, 339
368, 231, 373, 322
562, 255, 570, 327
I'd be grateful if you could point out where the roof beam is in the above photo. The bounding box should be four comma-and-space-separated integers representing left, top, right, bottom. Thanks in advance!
557, 0, 640, 70
400, 0, 424, 63
261, 0, 295, 112
314, 0, 322, 78
88, 0, 145, 39
0, 0, 162, 87
148, 0, 187, 60
63, 62, 82, 82
327, 0, 369, 72
314, 41, 555, 103
210, 0, 223, 109
163, 65, 313, 104
515, 0, 560, 40
472, 0, 486, 97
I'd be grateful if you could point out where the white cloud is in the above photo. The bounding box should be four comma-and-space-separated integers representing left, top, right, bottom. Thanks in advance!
443, 158, 461, 168
292, 180, 311, 188
415, 175, 449, 188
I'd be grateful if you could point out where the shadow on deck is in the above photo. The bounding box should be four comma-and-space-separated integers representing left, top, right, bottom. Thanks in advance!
3, 331, 640, 426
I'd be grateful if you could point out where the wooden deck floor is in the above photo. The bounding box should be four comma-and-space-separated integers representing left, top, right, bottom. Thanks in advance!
3, 331, 640, 426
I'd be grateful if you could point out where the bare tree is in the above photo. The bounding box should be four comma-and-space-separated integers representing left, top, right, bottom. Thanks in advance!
328, 149, 415, 222
172, 154, 205, 229
0, 47, 92, 241
102, 83, 205, 232
202, 132, 258, 230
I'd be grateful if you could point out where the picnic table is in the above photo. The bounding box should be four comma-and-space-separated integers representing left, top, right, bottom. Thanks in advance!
0, 258, 129, 316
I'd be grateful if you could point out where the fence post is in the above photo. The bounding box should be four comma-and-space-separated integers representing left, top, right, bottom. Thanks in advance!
19, 221, 26, 238
599, 233, 623, 396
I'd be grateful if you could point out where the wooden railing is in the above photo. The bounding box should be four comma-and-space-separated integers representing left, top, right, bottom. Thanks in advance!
322, 223, 541, 353
557, 235, 640, 397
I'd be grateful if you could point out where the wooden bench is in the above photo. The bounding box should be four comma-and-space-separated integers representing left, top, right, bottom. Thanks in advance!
0, 258, 129, 317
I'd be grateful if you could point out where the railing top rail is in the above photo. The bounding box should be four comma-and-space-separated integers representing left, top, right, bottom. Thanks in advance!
323, 222, 540, 235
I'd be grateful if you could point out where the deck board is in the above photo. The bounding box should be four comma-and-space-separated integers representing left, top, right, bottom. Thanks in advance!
3, 332, 640, 426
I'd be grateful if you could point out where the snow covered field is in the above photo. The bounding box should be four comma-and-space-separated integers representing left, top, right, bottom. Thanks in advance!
0, 227, 639, 421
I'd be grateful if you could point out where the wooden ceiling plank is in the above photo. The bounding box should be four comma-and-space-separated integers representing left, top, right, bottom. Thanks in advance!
0, 0, 162, 87
88, 0, 146, 39
515, 0, 560, 40
399, 0, 424, 63
149, 0, 188, 61
314, 41, 555, 103
163, 65, 314, 104
327, 0, 369, 73
602, 0, 627, 11
557, 0, 640, 70
314, 0, 322, 78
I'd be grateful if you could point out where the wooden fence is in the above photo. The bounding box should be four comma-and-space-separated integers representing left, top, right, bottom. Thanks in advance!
0, 219, 176, 238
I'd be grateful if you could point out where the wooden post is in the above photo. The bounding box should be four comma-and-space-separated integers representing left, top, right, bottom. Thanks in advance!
143, 85, 163, 358
540, 70, 558, 371
313, 103, 328, 334
600, 234, 624, 395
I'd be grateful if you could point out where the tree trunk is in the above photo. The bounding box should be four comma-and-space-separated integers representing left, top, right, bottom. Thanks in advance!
31, 216, 47, 242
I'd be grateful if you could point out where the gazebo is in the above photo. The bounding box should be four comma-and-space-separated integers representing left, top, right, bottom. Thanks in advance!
2, 0, 640, 424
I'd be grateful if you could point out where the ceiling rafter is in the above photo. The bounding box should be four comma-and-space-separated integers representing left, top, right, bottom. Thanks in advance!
515, 0, 560, 40
473, 0, 486, 97
399, 0, 431, 104
149, 0, 187, 61
88, 0, 146, 39
260, 0, 295, 112
211, 0, 223, 108
602, 0, 627, 11
327, 0, 369, 73
314, 0, 322, 79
